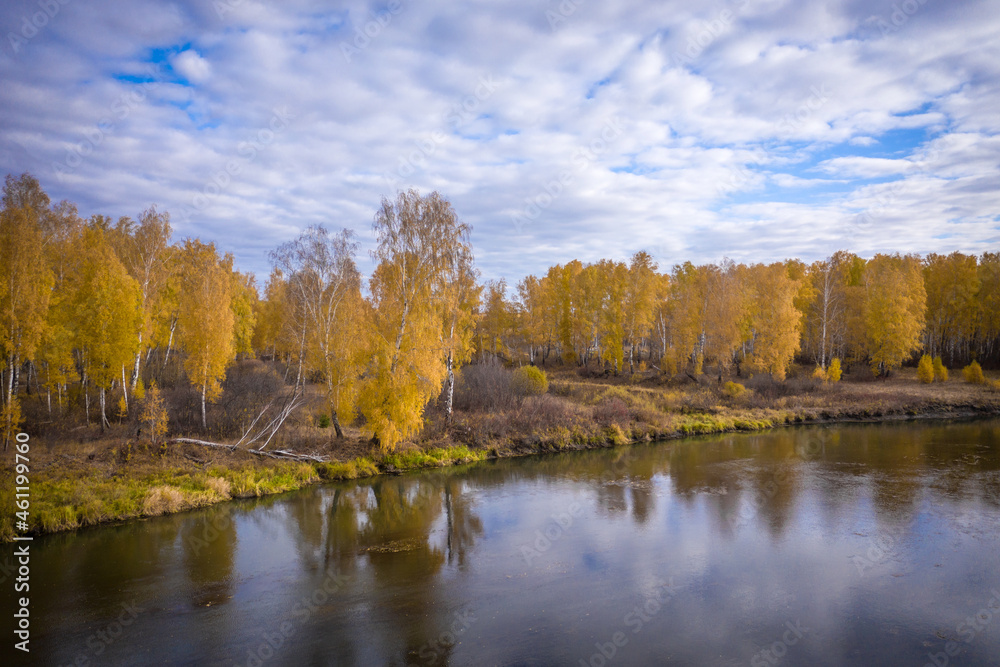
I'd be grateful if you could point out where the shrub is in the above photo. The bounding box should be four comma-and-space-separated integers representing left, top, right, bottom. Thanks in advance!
516, 394, 583, 431
512, 365, 548, 397
963, 361, 985, 384
933, 357, 948, 382
140, 382, 169, 445
917, 354, 934, 384
826, 358, 842, 383
722, 381, 748, 398
317, 413, 331, 428
453, 358, 518, 411
811, 367, 827, 382
142, 486, 185, 516
215, 360, 284, 436
593, 397, 629, 425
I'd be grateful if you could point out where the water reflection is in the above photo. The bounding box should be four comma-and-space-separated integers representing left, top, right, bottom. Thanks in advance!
21, 418, 1000, 666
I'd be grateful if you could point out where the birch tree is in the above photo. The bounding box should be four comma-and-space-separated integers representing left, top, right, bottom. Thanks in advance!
0, 176, 53, 447
176, 240, 235, 430
863, 253, 926, 376
68, 226, 142, 430
112, 207, 172, 390
360, 190, 473, 451
271, 226, 365, 438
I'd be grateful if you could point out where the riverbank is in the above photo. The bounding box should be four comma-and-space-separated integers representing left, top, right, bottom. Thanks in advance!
4, 368, 999, 542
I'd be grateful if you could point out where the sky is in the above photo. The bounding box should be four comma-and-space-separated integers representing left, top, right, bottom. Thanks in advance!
1, 0, 998, 285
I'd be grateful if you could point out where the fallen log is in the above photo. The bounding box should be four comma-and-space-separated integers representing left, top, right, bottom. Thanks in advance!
167, 438, 328, 463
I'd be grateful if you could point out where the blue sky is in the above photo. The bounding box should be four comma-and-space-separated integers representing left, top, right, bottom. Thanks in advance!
1, 0, 998, 284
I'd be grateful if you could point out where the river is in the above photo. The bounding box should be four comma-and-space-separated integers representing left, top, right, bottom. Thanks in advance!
12, 418, 1000, 666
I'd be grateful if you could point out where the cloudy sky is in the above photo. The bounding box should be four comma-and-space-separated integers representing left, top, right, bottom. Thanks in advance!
1, 0, 998, 284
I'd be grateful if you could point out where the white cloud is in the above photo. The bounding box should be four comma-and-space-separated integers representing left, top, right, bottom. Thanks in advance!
0, 0, 997, 282
169, 49, 211, 84
817, 156, 915, 178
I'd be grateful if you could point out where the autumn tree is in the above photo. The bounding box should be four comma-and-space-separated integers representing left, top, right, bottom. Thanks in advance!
572, 262, 606, 368
141, 381, 169, 445
147, 245, 182, 376
251, 268, 290, 363
438, 243, 480, 429
36, 200, 83, 415
975, 253, 1000, 362
665, 262, 706, 375
649, 272, 673, 369
226, 258, 258, 360
515, 274, 556, 365
176, 240, 235, 430
623, 251, 658, 373
360, 190, 474, 451
596, 259, 628, 373
111, 207, 172, 390
742, 263, 801, 380
839, 252, 869, 365
923, 252, 979, 365
271, 226, 365, 438
477, 279, 514, 360
917, 354, 934, 383
551, 261, 582, 364
933, 356, 948, 382
702, 259, 748, 377
0, 174, 54, 447
802, 256, 846, 369
67, 225, 142, 430
863, 254, 926, 377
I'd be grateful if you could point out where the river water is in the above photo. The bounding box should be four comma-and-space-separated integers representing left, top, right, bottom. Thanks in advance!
12, 418, 1000, 666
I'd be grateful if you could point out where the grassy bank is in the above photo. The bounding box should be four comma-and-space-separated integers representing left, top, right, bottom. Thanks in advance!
4, 367, 999, 542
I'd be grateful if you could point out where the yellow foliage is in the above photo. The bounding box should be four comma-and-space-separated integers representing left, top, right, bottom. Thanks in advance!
624, 252, 659, 372
0, 194, 53, 369
933, 357, 948, 382
361, 190, 472, 451
744, 262, 802, 381
812, 366, 828, 381
722, 381, 747, 398
176, 239, 235, 422
1, 397, 23, 449
140, 381, 169, 445
69, 227, 142, 391
228, 267, 258, 357
826, 358, 842, 382
917, 354, 934, 384
864, 254, 926, 376
962, 361, 985, 384
477, 278, 514, 359
513, 365, 548, 396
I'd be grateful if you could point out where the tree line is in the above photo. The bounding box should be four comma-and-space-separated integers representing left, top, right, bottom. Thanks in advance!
477, 249, 1000, 380
2, 172, 998, 450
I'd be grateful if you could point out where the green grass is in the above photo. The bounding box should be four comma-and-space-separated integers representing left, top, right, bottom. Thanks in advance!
381, 445, 487, 471
4, 446, 497, 541
675, 413, 776, 435
213, 462, 317, 497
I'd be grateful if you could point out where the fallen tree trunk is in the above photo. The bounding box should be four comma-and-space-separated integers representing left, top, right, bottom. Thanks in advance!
165, 386, 320, 462
167, 437, 329, 462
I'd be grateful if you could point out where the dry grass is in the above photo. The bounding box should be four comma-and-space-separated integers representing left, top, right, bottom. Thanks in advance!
142, 486, 186, 515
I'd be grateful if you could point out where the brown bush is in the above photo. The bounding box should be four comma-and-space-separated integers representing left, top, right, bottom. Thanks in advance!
593, 396, 629, 425
214, 360, 285, 437
454, 358, 518, 412
517, 394, 583, 430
